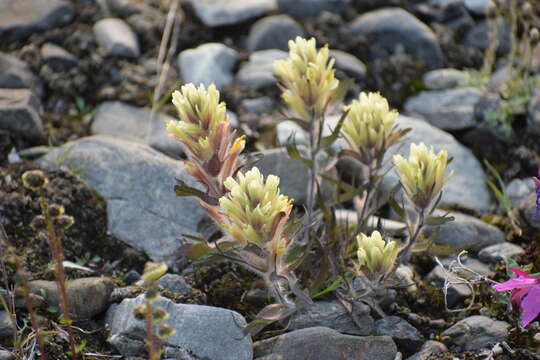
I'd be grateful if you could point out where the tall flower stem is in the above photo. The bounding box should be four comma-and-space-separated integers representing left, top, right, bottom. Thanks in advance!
304, 112, 320, 244
145, 298, 159, 360
38, 192, 77, 360
399, 208, 426, 262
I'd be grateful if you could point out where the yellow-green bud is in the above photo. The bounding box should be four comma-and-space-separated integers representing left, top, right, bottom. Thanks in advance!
355, 231, 399, 280
273, 37, 347, 121
55, 215, 74, 230
145, 287, 160, 302
342, 92, 400, 164
166, 83, 229, 160
157, 323, 176, 339
141, 262, 168, 285
47, 204, 65, 218
530, 28, 539, 44
393, 143, 451, 210
133, 304, 147, 320
152, 306, 169, 322
218, 167, 293, 255
21, 170, 48, 191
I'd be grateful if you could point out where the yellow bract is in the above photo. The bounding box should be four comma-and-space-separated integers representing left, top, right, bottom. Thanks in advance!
393, 143, 451, 209
166, 83, 227, 159
342, 92, 399, 164
219, 167, 292, 253
273, 37, 344, 121
355, 230, 399, 280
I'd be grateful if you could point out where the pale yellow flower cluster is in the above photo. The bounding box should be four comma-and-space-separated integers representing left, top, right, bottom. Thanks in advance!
355, 230, 399, 280
273, 37, 345, 121
342, 92, 400, 164
219, 167, 293, 256
393, 143, 451, 209
166, 83, 228, 160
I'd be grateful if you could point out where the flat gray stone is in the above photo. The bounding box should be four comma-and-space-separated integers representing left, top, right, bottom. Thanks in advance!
381, 115, 492, 212
0, 350, 15, 360
406, 340, 448, 360
240, 96, 274, 114
0, 0, 74, 42
442, 315, 509, 351
37, 136, 208, 265
506, 178, 536, 208
254, 327, 397, 360
277, 0, 350, 18
288, 300, 374, 335
108, 294, 252, 360
375, 316, 423, 353
236, 49, 287, 90
478, 243, 525, 264
423, 211, 505, 253
404, 87, 483, 130
28, 278, 114, 320
0, 311, 15, 339
343, 8, 443, 69
178, 43, 238, 89
330, 49, 367, 81
93, 18, 140, 58
247, 15, 305, 52
423, 68, 469, 90
91, 101, 183, 157
0, 53, 43, 97
40, 42, 79, 71
156, 274, 193, 296
187, 0, 277, 27
464, 19, 510, 53
464, 0, 490, 16
254, 147, 335, 204
0, 88, 44, 142
276, 120, 308, 146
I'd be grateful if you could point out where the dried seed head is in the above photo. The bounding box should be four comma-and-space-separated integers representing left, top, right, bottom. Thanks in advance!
21, 170, 48, 191
133, 304, 148, 320
152, 306, 169, 322
157, 323, 176, 339
55, 215, 75, 230
47, 204, 65, 218
30, 215, 47, 231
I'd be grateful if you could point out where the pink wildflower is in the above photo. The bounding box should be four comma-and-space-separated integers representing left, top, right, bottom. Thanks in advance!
492, 267, 540, 327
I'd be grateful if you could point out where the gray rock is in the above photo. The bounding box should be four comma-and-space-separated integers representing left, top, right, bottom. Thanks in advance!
122, 269, 141, 285
187, 0, 277, 27
108, 294, 252, 359
0, 350, 15, 360
254, 327, 397, 360
441, 315, 509, 351
343, 8, 443, 69
0, 311, 15, 339
0, 88, 44, 142
422, 68, 469, 90
464, 0, 490, 16
107, 0, 153, 17
403, 87, 483, 130
478, 243, 525, 264
375, 316, 423, 353
330, 49, 367, 81
104, 303, 118, 327
236, 49, 287, 90
28, 277, 114, 320
528, 88, 540, 135
247, 15, 305, 52
288, 300, 374, 335
276, 120, 308, 146
381, 115, 492, 212
277, 0, 350, 18
40, 42, 79, 71
37, 136, 208, 265
254, 147, 335, 204
506, 178, 536, 208
0, 0, 74, 42
0, 53, 43, 97
91, 101, 183, 157
423, 211, 505, 253
518, 192, 540, 230
178, 43, 238, 89
406, 340, 448, 360
240, 96, 274, 114
156, 274, 193, 296
93, 18, 140, 58
426, 257, 493, 307
464, 19, 510, 53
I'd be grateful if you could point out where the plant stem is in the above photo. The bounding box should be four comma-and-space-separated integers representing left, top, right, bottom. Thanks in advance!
145, 298, 160, 360
304, 112, 320, 245
39, 193, 78, 360
399, 208, 426, 262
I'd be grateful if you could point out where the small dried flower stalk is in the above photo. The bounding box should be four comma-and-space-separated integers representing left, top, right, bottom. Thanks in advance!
273, 37, 348, 122
393, 143, 451, 210
354, 230, 399, 283
166, 83, 245, 198
341, 92, 405, 165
